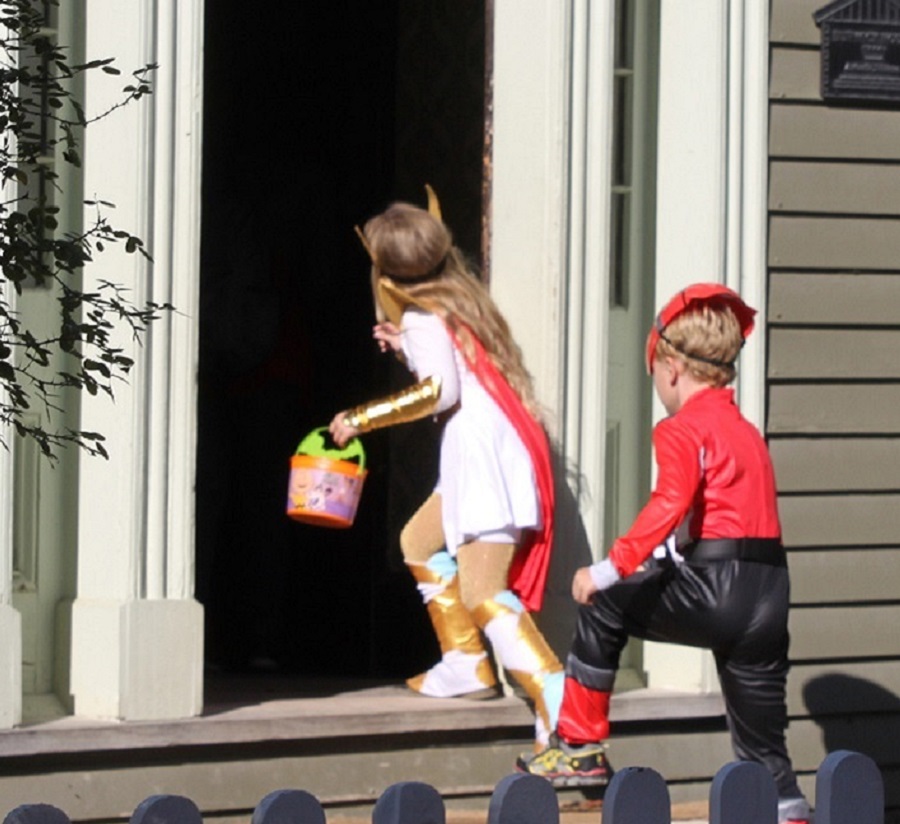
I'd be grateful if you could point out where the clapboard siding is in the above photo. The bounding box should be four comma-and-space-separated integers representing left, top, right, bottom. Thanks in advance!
769, 385, 900, 435
789, 717, 900, 772
789, 661, 900, 716
769, 161, 900, 214
769, 272, 900, 325
767, 4, 900, 813
768, 329, 900, 379
771, 438, 900, 492
769, 216, 900, 269
770, 0, 822, 45
770, 104, 900, 159
780, 494, 900, 547
771, 47, 820, 101
789, 548, 900, 602
790, 605, 900, 660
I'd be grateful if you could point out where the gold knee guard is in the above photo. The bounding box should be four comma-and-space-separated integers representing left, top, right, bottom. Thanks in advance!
407, 562, 485, 656
406, 562, 495, 694
471, 598, 563, 732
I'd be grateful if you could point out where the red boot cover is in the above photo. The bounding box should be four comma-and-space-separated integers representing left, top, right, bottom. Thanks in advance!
556, 677, 610, 745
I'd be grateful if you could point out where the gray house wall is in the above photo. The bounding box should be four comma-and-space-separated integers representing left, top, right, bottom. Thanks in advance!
769, 2, 900, 818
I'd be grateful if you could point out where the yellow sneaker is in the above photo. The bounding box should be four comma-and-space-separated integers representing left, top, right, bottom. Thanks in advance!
516, 735, 613, 787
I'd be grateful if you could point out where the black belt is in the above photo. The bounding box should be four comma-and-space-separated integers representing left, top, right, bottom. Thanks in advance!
681, 538, 786, 567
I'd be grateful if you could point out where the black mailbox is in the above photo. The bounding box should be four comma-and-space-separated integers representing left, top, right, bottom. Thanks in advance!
814, 0, 900, 103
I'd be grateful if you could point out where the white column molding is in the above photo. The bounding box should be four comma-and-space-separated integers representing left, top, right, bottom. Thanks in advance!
0, 426, 22, 728
165, 0, 205, 601
69, 0, 204, 720
490, 0, 576, 651
0, 27, 25, 730
492, 0, 617, 551
731, 0, 769, 431
561, 0, 615, 558
654, 0, 728, 301
490, 0, 571, 434
76, 1, 151, 604
654, 0, 767, 427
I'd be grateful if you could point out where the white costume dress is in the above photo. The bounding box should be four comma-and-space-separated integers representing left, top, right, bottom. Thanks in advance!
400, 308, 540, 554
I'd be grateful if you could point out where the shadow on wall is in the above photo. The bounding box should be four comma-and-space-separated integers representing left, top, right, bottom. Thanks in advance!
534, 449, 595, 658
803, 673, 900, 817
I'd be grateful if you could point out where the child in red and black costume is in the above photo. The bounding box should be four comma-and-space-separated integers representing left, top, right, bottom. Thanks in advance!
519, 284, 810, 824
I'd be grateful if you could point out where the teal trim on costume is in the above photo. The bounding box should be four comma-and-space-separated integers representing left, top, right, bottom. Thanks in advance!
543, 670, 565, 730
426, 550, 458, 581
495, 589, 525, 613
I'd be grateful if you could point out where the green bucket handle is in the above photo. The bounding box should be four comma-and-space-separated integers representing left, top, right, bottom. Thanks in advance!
295, 427, 366, 474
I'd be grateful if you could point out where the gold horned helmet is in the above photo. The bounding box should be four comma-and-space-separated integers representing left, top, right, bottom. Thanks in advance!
355, 185, 450, 326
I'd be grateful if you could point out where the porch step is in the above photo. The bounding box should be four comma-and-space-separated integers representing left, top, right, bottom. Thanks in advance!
0, 678, 728, 824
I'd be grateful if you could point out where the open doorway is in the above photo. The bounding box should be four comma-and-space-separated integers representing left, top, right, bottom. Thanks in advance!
195, 2, 487, 681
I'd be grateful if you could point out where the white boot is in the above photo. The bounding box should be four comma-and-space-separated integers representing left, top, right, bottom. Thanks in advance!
407, 649, 499, 699
406, 553, 499, 699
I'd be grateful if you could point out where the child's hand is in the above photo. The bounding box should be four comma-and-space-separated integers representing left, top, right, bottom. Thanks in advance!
329, 411, 360, 448
572, 567, 599, 605
373, 322, 401, 353
572, 559, 621, 604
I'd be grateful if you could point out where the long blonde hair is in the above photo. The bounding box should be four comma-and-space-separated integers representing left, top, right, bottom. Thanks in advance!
364, 203, 541, 418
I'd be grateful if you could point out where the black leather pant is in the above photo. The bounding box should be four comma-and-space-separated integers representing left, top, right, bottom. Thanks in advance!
567, 549, 804, 800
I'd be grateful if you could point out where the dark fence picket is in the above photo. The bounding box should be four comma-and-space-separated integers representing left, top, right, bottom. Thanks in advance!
252, 789, 326, 824
709, 762, 777, 824
372, 781, 445, 824
129, 795, 202, 824
487, 773, 559, 824
603, 766, 670, 824
815, 750, 884, 824
0, 748, 889, 824
3, 805, 70, 824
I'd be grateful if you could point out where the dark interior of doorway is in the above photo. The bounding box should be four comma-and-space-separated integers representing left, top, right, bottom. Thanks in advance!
195, 2, 487, 682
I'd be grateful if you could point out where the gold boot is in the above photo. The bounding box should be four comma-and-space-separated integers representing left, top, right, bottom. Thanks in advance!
472, 593, 564, 746
406, 554, 499, 699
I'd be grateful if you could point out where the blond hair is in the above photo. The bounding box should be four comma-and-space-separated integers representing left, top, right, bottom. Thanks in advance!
652, 301, 744, 387
364, 203, 541, 419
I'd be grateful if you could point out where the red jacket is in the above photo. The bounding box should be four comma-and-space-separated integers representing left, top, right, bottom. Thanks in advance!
609, 387, 781, 577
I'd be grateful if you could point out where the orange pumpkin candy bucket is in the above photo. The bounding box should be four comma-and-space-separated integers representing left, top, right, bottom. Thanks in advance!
285, 428, 367, 528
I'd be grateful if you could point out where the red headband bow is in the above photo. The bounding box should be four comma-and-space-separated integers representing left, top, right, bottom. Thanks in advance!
645, 283, 756, 372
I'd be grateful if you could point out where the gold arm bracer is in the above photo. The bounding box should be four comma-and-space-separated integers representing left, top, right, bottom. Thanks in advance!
344, 376, 442, 433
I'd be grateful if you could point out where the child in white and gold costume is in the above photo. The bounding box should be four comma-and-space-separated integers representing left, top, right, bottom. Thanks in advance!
330, 189, 563, 748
